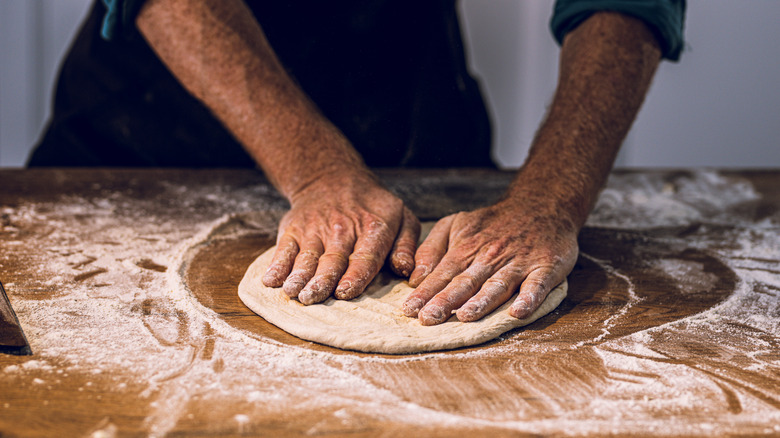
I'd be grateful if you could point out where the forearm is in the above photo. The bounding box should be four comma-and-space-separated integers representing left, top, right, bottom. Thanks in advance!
507, 12, 662, 229
136, 0, 372, 198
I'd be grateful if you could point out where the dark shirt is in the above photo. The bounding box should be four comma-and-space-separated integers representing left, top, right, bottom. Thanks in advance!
551, 0, 686, 61
28, 0, 685, 168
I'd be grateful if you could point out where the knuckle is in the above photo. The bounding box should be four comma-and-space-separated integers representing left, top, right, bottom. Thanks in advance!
479, 239, 511, 262
349, 252, 381, 271
312, 271, 338, 285
454, 239, 481, 260
361, 219, 394, 243
279, 242, 298, 256
523, 275, 548, 292
410, 264, 431, 281
483, 277, 510, 293
364, 215, 390, 231
397, 232, 418, 246
287, 269, 308, 281
545, 253, 567, 266
415, 245, 438, 259
404, 211, 421, 228
393, 238, 416, 253
480, 245, 502, 261
319, 251, 348, 265
299, 249, 321, 260
414, 259, 436, 273
453, 272, 480, 290
329, 222, 347, 238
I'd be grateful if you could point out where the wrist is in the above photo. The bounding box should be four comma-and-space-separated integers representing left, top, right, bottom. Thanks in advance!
502, 164, 595, 233
249, 115, 374, 201
288, 166, 380, 204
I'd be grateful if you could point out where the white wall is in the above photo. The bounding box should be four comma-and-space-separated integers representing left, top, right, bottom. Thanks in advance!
1, 0, 779, 168
0, 0, 92, 167
458, 0, 560, 169
459, 0, 780, 169
624, 0, 780, 167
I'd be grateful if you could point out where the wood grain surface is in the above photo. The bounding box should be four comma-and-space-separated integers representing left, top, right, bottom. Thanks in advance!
1, 169, 778, 437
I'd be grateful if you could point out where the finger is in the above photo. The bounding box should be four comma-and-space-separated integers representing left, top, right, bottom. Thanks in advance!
298, 226, 355, 305
334, 221, 395, 300
456, 265, 524, 322
408, 215, 454, 287
509, 268, 555, 319
402, 256, 465, 318
262, 233, 299, 287
418, 263, 493, 326
282, 238, 323, 299
389, 207, 420, 277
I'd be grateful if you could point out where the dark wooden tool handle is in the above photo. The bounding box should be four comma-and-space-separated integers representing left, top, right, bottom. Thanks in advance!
0, 280, 32, 355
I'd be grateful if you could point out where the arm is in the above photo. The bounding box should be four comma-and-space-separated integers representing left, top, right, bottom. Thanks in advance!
402, 11, 662, 324
136, 0, 419, 302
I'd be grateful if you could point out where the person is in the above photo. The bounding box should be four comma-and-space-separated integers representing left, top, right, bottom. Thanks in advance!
29, 0, 685, 326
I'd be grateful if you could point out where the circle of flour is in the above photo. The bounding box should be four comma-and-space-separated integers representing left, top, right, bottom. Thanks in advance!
238, 247, 567, 354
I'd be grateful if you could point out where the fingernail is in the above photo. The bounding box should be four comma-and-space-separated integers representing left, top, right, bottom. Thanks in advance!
334, 281, 353, 300
456, 304, 477, 322
283, 277, 305, 298
262, 268, 282, 287
298, 287, 317, 305
402, 298, 423, 317
510, 302, 532, 319
419, 306, 447, 326
299, 281, 332, 305
391, 256, 413, 277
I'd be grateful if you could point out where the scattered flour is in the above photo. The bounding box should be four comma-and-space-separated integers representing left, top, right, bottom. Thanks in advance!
589, 170, 761, 228
1, 170, 778, 436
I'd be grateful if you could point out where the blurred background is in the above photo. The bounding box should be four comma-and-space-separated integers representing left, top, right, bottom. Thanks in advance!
1, 0, 778, 168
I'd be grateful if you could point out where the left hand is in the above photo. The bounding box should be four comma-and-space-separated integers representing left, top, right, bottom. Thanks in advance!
401, 198, 579, 325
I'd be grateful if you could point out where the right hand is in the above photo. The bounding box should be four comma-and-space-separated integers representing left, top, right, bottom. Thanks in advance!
261, 172, 420, 305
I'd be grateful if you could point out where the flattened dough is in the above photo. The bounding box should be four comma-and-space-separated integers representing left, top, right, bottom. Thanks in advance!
238, 246, 567, 354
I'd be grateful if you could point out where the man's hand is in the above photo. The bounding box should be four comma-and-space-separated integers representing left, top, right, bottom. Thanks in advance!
403, 11, 663, 325
402, 198, 577, 325
138, 0, 422, 298
262, 172, 420, 304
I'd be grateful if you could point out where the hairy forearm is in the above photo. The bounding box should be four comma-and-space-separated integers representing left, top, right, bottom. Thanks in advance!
136, 0, 372, 198
508, 12, 662, 229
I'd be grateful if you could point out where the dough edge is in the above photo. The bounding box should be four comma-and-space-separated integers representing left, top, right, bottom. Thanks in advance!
238, 246, 567, 354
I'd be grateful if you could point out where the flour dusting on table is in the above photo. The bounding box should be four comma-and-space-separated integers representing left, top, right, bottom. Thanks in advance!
1, 170, 778, 436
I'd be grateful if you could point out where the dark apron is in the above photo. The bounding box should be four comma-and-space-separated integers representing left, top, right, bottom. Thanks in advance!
29, 0, 493, 168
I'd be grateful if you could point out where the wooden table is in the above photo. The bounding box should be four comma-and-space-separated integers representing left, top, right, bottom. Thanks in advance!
1, 168, 778, 437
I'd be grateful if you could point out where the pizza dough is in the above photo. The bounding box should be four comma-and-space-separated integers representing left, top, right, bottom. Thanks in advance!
238, 242, 567, 354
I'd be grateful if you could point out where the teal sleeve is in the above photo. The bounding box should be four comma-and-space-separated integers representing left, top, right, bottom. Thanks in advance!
100, 0, 148, 41
550, 0, 686, 61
